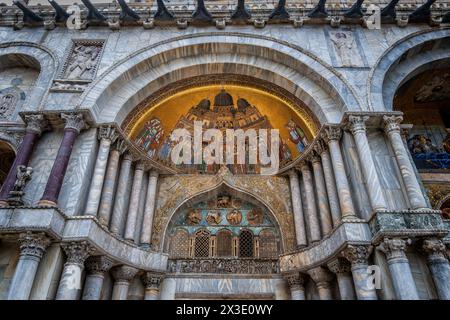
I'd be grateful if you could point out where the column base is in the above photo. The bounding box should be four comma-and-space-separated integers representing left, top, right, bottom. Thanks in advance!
38, 199, 57, 206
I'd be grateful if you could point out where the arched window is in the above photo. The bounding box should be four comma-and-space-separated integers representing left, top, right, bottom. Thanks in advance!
169, 229, 190, 258
239, 230, 254, 258
259, 229, 278, 258
194, 229, 211, 258
216, 229, 232, 257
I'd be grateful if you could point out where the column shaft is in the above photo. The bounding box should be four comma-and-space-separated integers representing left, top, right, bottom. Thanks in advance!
124, 163, 145, 241
140, 171, 159, 246
82, 274, 104, 300
288, 170, 307, 247
110, 154, 133, 235
300, 163, 321, 242
336, 273, 356, 300
311, 158, 333, 235
423, 238, 450, 300
319, 148, 341, 225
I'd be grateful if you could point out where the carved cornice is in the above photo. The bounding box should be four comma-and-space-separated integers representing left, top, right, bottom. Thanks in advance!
85, 255, 114, 275
341, 244, 371, 266
61, 241, 95, 266
18, 231, 51, 259
168, 258, 279, 274
327, 257, 351, 274
24, 114, 48, 135
111, 265, 139, 282
377, 237, 410, 260
61, 113, 86, 133
383, 115, 403, 134
141, 272, 165, 289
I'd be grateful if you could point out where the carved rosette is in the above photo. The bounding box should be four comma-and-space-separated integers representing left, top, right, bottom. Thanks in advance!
111, 265, 139, 283
61, 241, 95, 266
327, 257, 352, 274
322, 126, 342, 143
377, 238, 409, 261
383, 115, 403, 134
307, 266, 334, 289
422, 238, 448, 263
18, 232, 51, 259
85, 256, 114, 276
342, 244, 371, 266
98, 125, 119, 143
61, 113, 85, 133
348, 115, 369, 135
141, 272, 165, 290
283, 272, 306, 290
24, 114, 48, 135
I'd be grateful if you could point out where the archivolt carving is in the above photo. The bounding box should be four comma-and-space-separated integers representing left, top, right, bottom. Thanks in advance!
152, 167, 295, 252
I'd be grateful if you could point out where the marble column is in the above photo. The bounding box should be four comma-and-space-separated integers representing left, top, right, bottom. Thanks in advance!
124, 161, 145, 242
422, 238, 450, 300
81, 256, 114, 300
299, 161, 321, 242
159, 277, 176, 300
98, 140, 127, 226
310, 155, 333, 235
141, 272, 164, 300
377, 238, 419, 300
342, 245, 378, 300
140, 170, 159, 247
56, 241, 95, 300
348, 116, 388, 211
39, 113, 85, 206
308, 267, 334, 300
7, 232, 51, 300
84, 126, 118, 217
283, 272, 306, 300
383, 115, 428, 210
315, 142, 341, 226
110, 153, 133, 235
111, 265, 139, 300
288, 169, 307, 248
322, 127, 357, 219
0, 115, 47, 205
327, 258, 356, 300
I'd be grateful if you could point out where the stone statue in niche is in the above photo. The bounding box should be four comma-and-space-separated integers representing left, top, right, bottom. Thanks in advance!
186, 208, 201, 225
247, 209, 264, 225
330, 31, 364, 67
8, 165, 33, 206
206, 211, 222, 225
64, 44, 102, 80
227, 208, 242, 225
0, 78, 25, 119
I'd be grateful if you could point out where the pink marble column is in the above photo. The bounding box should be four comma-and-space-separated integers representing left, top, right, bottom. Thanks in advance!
0, 114, 47, 205
39, 114, 85, 206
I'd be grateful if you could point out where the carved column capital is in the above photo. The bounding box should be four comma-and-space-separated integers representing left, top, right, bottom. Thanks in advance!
135, 160, 146, 171
342, 244, 371, 266
61, 241, 95, 266
123, 152, 134, 162
383, 115, 403, 134
84, 256, 114, 275
98, 125, 119, 143
111, 265, 139, 283
141, 272, 164, 289
322, 126, 342, 143
114, 139, 128, 154
149, 169, 159, 178
61, 113, 85, 133
377, 238, 410, 261
313, 140, 327, 156
283, 272, 306, 290
307, 266, 333, 288
327, 257, 351, 274
24, 114, 48, 135
422, 238, 448, 262
298, 160, 310, 172
18, 231, 51, 259
348, 115, 369, 135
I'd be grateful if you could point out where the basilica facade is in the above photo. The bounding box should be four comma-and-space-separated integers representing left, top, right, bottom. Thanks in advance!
0, 0, 449, 300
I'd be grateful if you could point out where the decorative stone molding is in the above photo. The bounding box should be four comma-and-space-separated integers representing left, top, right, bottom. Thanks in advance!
61, 241, 95, 266
98, 125, 118, 143
111, 265, 139, 282
0, 129, 24, 151
383, 115, 403, 134
18, 231, 51, 259
327, 257, 351, 274
141, 272, 164, 289
422, 238, 448, 263
347, 115, 369, 135
85, 255, 114, 275
168, 258, 279, 274
24, 114, 48, 135
342, 244, 371, 266
377, 238, 410, 260
283, 271, 306, 290
61, 113, 85, 133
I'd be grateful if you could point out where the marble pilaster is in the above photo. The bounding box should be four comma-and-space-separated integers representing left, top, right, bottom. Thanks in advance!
288, 169, 307, 247
310, 155, 333, 235
7, 232, 51, 300
81, 256, 114, 300
307, 267, 334, 300
299, 162, 321, 242
383, 115, 428, 210
348, 116, 388, 212
140, 170, 159, 247
124, 161, 145, 242
377, 238, 419, 300
111, 265, 139, 300
141, 272, 164, 300
422, 238, 450, 300
56, 241, 95, 300
283, 272, 306, 300
327, 257, 356, 300
84, 126, 118, 217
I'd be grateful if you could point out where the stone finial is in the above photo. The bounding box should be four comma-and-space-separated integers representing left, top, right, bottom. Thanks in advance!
307, 266, 334, 287
24, 114, 48, 135
327, 257, 351, 274
377, 238, 410, 260
422, 238, 448, 262
283, 272, 306, 290
98, 125, 119, 143
342, 244, 371, 266
382, 115, 403, 134
61, 241, 95, 266
141, 272, 164, 289
61, 113, 85, 133
111, 265, 139, 282
85, 256, 114, 275
348, 115, 369, 135
322, 126, 342, 143
18, 232, 51, 259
